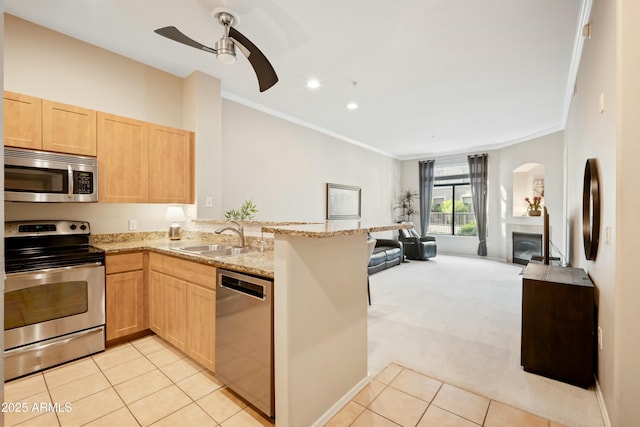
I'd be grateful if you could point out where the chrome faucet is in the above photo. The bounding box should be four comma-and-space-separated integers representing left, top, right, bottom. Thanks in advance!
215, 221, 245, 246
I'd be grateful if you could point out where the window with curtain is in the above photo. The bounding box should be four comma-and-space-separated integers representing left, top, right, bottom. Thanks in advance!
427, 162, 477, 236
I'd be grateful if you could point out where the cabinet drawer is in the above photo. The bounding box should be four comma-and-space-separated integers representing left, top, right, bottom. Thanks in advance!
149, 252, 163, 271
106, 252, 144, 274
162, 256, 217, 290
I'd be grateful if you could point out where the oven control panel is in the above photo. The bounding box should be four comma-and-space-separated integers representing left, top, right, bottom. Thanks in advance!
5, 220, 91, 237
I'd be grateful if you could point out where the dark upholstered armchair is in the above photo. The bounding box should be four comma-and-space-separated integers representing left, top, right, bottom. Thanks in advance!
398, 226, 437, 260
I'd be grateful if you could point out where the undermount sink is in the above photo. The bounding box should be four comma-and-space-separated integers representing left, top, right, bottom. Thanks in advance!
174, 244, 257, 257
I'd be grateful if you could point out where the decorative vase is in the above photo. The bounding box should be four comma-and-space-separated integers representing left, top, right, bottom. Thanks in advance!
528, 210, 542, 217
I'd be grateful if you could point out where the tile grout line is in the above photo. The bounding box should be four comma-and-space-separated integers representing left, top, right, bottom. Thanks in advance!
6, 336, 257, 427
337, 363, 559, 427
120, 336, 237, 426
92, 340, 191, 427
102, 337, 222, 426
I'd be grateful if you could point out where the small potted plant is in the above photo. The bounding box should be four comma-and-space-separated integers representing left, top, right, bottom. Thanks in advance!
394, 189, 418, 222
225, 199, 258, 221
525, 196, 542, 216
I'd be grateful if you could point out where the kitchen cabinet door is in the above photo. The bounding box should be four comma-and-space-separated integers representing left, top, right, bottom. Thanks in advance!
106, 270, 144, 340
97, 113, 149, 203
105, 253, 145, 341
187, 283, 216, 371
163, 274, 188, 352
149, 270, 165, 337
4, 91, 42, 150
148, 124, 194, 204
42, 100, 97, 156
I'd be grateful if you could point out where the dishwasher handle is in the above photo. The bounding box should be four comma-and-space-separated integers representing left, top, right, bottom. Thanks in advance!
219, 274, 267, 301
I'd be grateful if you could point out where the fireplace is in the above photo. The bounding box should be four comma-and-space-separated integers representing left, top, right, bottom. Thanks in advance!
512, 232, 542, 265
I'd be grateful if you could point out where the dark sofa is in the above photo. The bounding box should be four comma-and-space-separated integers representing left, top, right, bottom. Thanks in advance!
368, 239, 403, 274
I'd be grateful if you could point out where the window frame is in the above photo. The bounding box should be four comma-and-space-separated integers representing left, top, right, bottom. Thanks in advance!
428, 166, 477, 236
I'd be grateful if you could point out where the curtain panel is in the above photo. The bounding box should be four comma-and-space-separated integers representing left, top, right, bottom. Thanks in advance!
418, 160, 435, 237
468, 154, 488, 256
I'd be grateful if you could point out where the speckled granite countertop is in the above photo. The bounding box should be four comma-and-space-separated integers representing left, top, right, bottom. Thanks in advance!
92, 236, 274, 278
90, 221, 406, 278
262, 221, 411, 238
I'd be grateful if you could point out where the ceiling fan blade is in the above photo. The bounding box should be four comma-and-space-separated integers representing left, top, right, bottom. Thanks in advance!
154, 26, 217, 54
229, 27, 279, 92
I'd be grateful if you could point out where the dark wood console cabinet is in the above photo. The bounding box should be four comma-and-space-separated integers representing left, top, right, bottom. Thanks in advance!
521, 263, 595, 388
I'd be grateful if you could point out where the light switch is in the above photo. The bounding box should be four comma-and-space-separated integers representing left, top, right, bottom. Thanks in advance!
205, 197, 213, 208
599, 92, 605, 113
604, 226, 611, 246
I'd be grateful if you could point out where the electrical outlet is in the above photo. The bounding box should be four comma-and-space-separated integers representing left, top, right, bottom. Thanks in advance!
128, 219, 137, 231
205, 197, 213, 208
598, 326, 603, 350
605, 226, 611, 246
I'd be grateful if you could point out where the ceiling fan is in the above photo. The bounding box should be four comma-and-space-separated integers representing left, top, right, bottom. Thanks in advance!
154, 8, 278, 92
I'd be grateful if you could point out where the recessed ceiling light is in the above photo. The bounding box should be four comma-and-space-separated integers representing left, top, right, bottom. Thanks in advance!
306, 79, 320, 89
346, 102, 359, 110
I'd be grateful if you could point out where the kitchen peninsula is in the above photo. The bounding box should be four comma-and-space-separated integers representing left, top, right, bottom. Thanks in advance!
93, 220, 408, 426
263, 221, 409, 427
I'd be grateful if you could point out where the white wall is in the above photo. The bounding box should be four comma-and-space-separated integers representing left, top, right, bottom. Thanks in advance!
221, 99, 400, 223
4, 15, 184, 128
183, 72, 223, 220
565, 0, 616, 419
565, 0, 640, 425
498, 133, 565, 262
400, 132, 564, 261
615, 1, 640, 423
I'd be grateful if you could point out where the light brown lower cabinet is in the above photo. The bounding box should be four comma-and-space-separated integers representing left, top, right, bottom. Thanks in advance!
105, 253, 145, 341
148, 269, 166, 337
186, 283, 216, 370
149, 253, 216, 370
162, 274, 188, 351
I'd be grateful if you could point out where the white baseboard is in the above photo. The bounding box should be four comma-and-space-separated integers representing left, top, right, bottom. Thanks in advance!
310, 375, 371, 427
595, 378, 612, 427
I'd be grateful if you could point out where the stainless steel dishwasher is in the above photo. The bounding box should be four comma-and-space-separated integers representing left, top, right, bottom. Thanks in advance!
216, 269, 274, 418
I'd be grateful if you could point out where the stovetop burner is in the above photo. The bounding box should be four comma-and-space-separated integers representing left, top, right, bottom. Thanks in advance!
4, 220, 105, 273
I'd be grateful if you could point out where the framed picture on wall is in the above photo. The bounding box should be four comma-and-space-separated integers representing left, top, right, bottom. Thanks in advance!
326, 183, 361, 220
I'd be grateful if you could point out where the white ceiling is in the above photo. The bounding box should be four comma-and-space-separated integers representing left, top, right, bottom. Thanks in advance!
4, 0, 589, 159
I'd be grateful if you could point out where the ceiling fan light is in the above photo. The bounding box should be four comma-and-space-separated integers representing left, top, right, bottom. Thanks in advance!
216, 37, 236, 65
217, 51, 236, 65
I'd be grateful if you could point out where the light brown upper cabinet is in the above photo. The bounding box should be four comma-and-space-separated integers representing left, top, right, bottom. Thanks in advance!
98, 113, 194, 204
148, 124, 194, 204
42, 100, 97, 156
4, 91, 97, 156
97, 112, 149, 203
4, 91, 43, 150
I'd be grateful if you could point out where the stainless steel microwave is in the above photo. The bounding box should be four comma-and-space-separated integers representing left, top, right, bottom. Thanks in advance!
4, 148, 98, 202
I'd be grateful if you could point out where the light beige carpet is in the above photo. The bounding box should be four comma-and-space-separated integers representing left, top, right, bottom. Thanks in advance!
367, 254, 604, 427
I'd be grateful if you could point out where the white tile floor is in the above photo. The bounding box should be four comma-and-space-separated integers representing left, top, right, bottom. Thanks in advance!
4, 335, 567, 427
327, 363, 568, 427
3, 334, 273, 426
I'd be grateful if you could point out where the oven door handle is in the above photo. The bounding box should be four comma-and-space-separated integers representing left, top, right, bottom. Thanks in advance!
68, 165, 74, 200
5, 263, 105, 291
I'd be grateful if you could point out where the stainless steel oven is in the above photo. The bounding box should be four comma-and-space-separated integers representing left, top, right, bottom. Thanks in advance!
4, 147, 98, 202
4, 220, 106, 381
